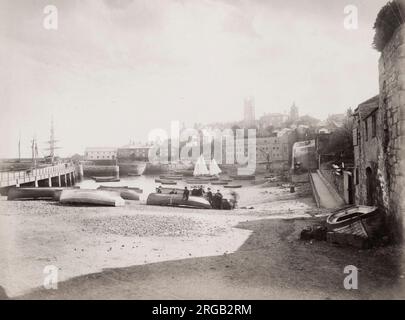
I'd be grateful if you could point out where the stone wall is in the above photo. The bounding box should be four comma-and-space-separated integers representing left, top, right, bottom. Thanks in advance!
320, 169, 345, 200
378, 24, 405, 242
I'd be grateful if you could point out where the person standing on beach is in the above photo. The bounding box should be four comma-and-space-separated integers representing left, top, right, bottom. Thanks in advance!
182, 187, 190, 201
206, 188, 213, 206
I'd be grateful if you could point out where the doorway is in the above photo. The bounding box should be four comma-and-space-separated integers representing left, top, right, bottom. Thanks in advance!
366, 167, 375, 206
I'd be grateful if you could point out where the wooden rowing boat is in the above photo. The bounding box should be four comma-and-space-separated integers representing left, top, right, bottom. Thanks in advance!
229, 175, 255, 180
92, 176, 120, 183
326, 205, 379, 231
211, 181, 228, 185
7, 187, 64, 201
224, 185, 242, 189
96, 187, 139, 200
98, 185, 143, 193
160, 180, 177, 185
159, 175, 183, 180
157, 187, 185, 194
59, 189, 125, 206
146, 193, 211, 209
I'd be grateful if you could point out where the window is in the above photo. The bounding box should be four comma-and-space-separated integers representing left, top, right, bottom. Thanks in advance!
371, 114, 377, 138
353, 128, 358, 146
355, 168, 359, 185
365, 119, 369, 141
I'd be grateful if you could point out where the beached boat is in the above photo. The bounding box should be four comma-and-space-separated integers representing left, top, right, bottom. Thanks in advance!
173, 169, 194, 176
185, 179, 210, 185
128, 173, 141, 177
96, 187, 139, 200
326, 205, 379, 231
59, 189, 125, 206
146, 193, 211, 209
7, 187, 64, 201
157, 187, 185, 194
229, 175, 255, 180
92, 176, 120, 183
211, 181, 229, 185
159, 175, 183, 180
98, 185, 143, 193
224, 184, 242, 189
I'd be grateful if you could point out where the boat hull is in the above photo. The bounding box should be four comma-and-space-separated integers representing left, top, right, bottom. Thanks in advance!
60, 189, 125, 206
146, 193, 211, 209
92, 176, 120, 183
96, 187, 139, 200
98, 185, 143, 193
7, 187, 64, 201
229, 175, 255, 180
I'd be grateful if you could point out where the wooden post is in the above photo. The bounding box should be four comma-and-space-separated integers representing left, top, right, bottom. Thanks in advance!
63, 174, 67, 187
48, 176, 52, 187
58, 175, 61, 187
34, 176, 38, 187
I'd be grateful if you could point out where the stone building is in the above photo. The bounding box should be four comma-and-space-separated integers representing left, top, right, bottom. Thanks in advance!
243, 97, 255, 126
259, 113, 288, 129
353, 96, 380, 206
289, 102, 299, 122
84, 147, 117, 161
353, 0, 405, 242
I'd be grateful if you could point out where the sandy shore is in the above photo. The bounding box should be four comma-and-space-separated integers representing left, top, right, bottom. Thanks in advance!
0, 182, 322, 298
2, 181, 405, 299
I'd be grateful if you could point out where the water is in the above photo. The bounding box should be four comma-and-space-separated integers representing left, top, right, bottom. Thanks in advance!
76, 175, 245, 201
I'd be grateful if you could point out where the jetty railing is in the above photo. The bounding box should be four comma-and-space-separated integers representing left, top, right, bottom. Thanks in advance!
0, 163, 76, 188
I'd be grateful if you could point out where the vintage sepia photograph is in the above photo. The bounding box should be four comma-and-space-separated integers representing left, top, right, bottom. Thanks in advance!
1, 0, 405, 303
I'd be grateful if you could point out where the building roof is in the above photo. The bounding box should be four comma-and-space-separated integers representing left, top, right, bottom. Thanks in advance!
356, 95, 379, 120
119, 144, 152, 149
85, 147, 117, 152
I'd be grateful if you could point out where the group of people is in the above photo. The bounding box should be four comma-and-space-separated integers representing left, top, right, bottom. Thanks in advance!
155, 185, 238, 210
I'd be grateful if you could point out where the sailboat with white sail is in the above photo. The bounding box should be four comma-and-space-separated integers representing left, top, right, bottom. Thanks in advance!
208, 158, 221, 176
186, 156, 221, 182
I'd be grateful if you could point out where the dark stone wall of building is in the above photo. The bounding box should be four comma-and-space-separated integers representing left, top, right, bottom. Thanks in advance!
378, 24, 405, 242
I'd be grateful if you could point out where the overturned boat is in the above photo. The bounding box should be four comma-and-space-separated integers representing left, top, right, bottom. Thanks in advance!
7, 187, 64, 201
59, 189, 125, 206
92, 176, 120, 183
146, 193, 211, 209
224, 184, 242, 189
98, 185, 143, 193
229, 175, 255, 180
96, 187, 139, 200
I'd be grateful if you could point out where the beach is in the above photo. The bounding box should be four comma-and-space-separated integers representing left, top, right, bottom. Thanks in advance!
1, 179, 404, 299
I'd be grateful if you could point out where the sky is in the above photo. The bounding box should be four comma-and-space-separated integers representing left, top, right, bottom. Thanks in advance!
0, 0, 388, 157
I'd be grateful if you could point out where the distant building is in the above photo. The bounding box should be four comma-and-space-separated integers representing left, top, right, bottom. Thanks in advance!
259, 113, 288, 128
85, 147, 117, 161
243, 97, 255, 125
291, 140, 317, 170
222, 135, 290, 171
117, 144, 151, 162
289, 102, 299, 122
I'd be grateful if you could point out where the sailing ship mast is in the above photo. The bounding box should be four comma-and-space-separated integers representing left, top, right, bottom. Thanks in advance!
18, 131, 21, 162
44, 117, 61, 164
31, 136, 38, 168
